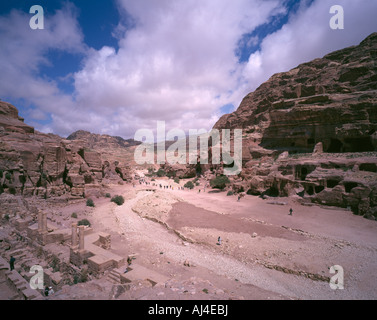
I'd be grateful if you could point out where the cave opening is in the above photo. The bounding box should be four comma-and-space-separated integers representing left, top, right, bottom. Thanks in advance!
344, 182, 358, 193
344, 137, 374, 152
315, 185, 325, 193
307, 185, 314, 195
327, 179, 339, 188
359, 163, 377, 172
327, 139, 343, 152
264, 186, 279, 197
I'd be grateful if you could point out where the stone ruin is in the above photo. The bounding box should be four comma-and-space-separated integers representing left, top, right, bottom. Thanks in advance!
0, 205, 126, 300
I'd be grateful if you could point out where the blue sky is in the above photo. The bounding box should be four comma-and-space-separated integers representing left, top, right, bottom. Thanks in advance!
1, 0, 377, 139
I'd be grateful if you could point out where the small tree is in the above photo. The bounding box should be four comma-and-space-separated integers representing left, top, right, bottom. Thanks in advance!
210, 175, 230, 190
111, 195, 125, 206
156, 168, 166, 177
184, 181, 194, 189
86, 198, 95, 207
78, 219, 91, 227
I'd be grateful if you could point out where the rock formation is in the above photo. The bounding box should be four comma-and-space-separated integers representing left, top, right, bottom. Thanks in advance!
0, 101, 135, 199
212, 33, 377, 219
215, 33, 377, 154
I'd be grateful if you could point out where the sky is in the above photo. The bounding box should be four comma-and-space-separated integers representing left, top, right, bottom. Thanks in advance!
0, 0, 377, 140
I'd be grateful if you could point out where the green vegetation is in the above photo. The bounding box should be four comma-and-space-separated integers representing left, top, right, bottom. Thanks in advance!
184, 181, 194, 189
71, 212, 78, 219
105, 193, 111, 198
210, 175, 230, 190
86, 198, 95, 207
174, 177, 180, 184
166, 171, 176, 178
227, 191, 234, 196
247, 189, 254, 195
78, 219, 91, 227
156, 168, 166, 177
111, 195, 125, 206
5, 172, 11, 181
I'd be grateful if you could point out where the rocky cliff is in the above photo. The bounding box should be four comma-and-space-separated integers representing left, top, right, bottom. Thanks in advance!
0, 101, 134, 199
213, 33, 377, 219
215, 32, 377, 153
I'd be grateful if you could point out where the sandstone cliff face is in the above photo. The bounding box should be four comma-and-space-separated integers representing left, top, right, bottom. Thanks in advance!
66, 130, 140, 184
215, 33, 377, 153
212, 33, 377, 219
0, 102, 133, 199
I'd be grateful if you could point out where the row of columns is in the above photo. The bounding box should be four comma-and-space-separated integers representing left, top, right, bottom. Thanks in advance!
38, 210, 85, 250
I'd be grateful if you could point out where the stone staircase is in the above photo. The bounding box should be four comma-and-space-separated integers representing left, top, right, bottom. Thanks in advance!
0, 256, 43, 300
107, 269, 122, 284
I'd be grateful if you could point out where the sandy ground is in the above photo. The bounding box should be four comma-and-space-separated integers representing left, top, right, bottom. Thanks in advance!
38, 175, 377, 301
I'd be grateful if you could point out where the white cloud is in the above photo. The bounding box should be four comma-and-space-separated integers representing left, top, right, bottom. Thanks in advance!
0, 3, 86, 130
1, 0, 377, 140
71, 0, 284, 138
240, 0, 377, 95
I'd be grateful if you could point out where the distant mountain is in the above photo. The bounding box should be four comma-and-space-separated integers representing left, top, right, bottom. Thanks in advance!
67, 130, 141, 149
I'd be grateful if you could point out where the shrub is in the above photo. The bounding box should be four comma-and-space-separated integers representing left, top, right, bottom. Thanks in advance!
78, 219, 91, 227
210, 176, 230, 190
86, 198, 95, 207
71, 212, 78, 219
80, 268, 89, 283
156, 168, 166, 177
5, 172, 11, 181
0, 170, 3, 178
184, 181, 194, 189
239, 186, 245, 193
227, 191, 234, 196
111, 195, 125, 206
50, 256, 60, 272
105, 193, 111, 198
174, 177, 180, 184
247, 189, 253, 195
166, 171, 176, 178
195, 182, 200, 186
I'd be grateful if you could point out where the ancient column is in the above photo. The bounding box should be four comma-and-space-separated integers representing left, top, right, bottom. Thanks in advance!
42, 212, 48, 233
71, 223, 78, 248
78, 225, 85, 251
38, 210, 43, 232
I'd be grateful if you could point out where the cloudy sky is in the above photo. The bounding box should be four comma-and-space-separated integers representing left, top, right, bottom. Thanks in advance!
0, 0, 376, 140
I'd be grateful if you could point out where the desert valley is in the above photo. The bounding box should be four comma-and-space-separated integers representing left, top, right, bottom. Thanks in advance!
1, 31, 377, 301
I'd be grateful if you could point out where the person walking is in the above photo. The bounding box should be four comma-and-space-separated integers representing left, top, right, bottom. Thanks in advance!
217, 237, 222, 245
9, 256, 15, 271
289, 208, 293, 215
